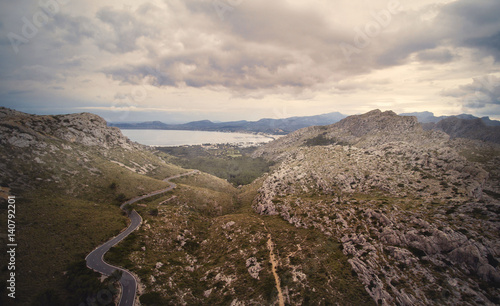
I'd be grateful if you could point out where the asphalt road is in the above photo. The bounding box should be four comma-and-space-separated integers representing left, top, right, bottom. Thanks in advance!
86, 170, 199, 306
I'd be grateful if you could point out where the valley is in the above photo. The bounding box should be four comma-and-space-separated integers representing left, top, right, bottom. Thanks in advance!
0, 107, 499, 305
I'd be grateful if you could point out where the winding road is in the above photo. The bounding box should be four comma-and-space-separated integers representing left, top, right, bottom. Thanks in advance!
86, 170, 199, 306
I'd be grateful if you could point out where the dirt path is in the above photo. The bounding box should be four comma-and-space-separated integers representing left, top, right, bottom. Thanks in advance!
267, 234, 285, 306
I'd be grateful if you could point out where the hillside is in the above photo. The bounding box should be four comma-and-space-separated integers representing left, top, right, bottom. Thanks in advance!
2, 107, 499, 305
0, 107, 371, 305
0, 107, 189, 305
252, 110, 447, 161
400, 111, 500, 144
400, 111, 500, 126
423, 117, 500, 144
253, 110, 500, 305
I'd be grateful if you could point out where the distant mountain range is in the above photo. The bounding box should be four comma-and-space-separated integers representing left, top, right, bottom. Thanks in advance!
400, 111, 500, 143
110, 110, 500, 143
2, 107, 500, 305
109, 112, 347, 134
400, 111, 500, 126
111, 111, 499, 134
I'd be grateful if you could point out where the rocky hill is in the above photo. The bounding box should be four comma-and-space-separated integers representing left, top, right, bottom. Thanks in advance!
0, 107, 372, 305
0, 107, 174, 192
2, 107, 499, 305
0, 107, 138, 149
423, 117, 500, 144
0, 107, 188, 305
252, 110, 449, 161
252, 110, 500, 305
400, 111, 500, 126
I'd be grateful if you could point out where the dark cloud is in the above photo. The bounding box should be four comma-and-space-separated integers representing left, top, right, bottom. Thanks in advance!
13, 65, 66, 83
7, 89, 32, 96
464, 31, 500, 61
438, 0, 500, 59
51, 14, 96, 44
103, 47, 309, 91
442, 75, 500, 109
416, 48, 455, 63
95, 0, 500, 98
99, 0, 355, 94
370, 0, 500, 69
440, 0, 500, 27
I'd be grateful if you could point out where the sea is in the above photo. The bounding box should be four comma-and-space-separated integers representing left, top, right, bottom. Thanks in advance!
120, 129, 277, 147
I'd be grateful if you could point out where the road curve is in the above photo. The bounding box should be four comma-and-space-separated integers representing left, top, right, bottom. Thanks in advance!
86, 170, 199, 306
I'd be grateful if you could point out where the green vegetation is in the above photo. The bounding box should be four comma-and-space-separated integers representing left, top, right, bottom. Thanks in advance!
157, 145, 274, 186
140, 292, 168, 305
105, 174, 373, 305
104, 232, 139, 269
0, 191, 127, 306
31, 290, 63, 306
0, 138, 184, 305
61, 260, 118, 306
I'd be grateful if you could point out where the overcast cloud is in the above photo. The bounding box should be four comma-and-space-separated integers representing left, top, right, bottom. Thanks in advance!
1, 0, 500, 122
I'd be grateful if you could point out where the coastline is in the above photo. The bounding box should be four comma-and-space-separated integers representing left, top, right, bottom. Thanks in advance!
120, 129, 282, 147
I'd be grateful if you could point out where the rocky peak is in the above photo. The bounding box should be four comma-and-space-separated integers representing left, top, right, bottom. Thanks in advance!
252, 110, 443, 161
432, 117, 500, 144
0, 107, 139, 150
333, 109, 421, 138
0, 107, 27, 119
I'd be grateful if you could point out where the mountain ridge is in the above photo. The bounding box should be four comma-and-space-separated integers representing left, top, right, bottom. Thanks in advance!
252, 109, 500, 304
111, 110, 500, 144
400, 111, 500, 126
109, 111, 347, 134
0, 107, 373, 305
1, 107, 499, 305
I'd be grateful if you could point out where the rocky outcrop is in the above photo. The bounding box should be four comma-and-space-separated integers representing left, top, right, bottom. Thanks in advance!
0, 107, 162, 191
427, 117, 500, 144
252, 110, 450, 161
0, 107, 140, 150
253, 110, 500, 305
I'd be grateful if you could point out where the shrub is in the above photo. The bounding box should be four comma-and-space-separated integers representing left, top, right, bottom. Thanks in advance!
140, 292, 167, 306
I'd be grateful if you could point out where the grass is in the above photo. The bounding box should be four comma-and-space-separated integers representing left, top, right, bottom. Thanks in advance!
0, 191, 126, 305
0, 137, 189, 305
157, 145, 274, 186
104, 170, 373, 305
262, 214, 375, 305
0, 130, 375, 305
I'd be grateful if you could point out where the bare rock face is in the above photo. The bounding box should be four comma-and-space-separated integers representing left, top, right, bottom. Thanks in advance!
333, 109, 421, 140
0, 107, 140, 150
252, 110, 500, 305
252, 109, 449, 161
429, 117, 500, 144
0, 107, 153, 190
245, 257, 263, 279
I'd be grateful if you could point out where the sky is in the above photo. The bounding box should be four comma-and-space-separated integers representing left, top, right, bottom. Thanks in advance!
1, 0, 500, 123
